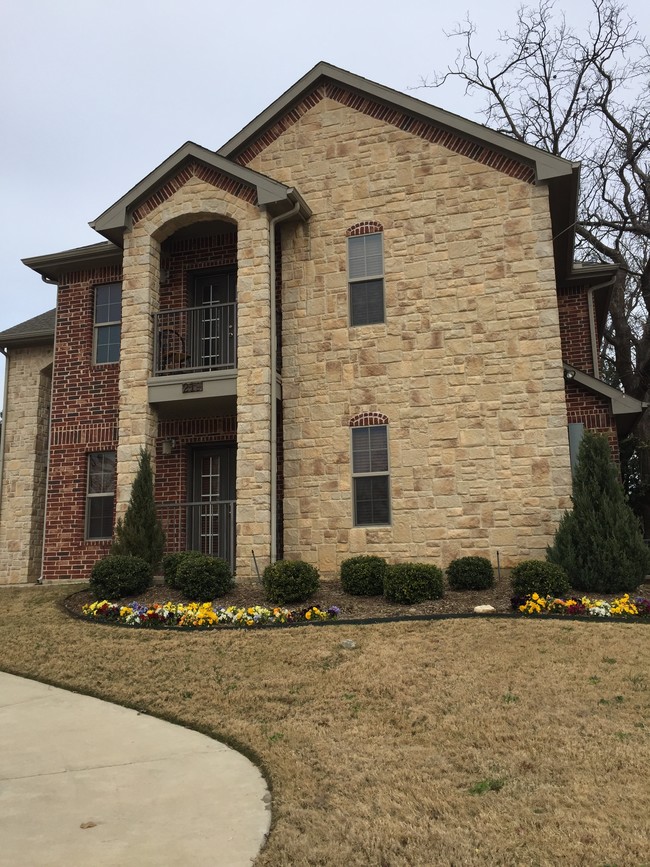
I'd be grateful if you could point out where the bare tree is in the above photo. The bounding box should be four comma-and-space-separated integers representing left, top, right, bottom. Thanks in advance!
425, 0, 650, 522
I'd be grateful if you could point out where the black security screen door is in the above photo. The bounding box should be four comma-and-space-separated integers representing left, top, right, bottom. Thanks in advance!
192, 271, 236, 369
190, 446, 236, 567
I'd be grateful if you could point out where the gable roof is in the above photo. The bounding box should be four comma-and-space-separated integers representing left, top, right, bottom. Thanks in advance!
219, 61, 576, 184
218, 61, 582, 284
0, 309, 56, 348
23, 242, 122, 282
90, 141, 311, 246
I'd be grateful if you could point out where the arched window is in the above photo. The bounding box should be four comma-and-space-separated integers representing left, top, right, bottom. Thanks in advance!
346, 222, 384, 326
349, 413, 390, 525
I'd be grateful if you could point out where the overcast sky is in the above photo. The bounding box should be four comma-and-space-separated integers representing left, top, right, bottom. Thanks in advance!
1, 0, 648, 406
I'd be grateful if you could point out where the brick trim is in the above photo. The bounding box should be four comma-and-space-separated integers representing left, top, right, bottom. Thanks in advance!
346, 221, 383, 237
234, 81, 535, 183
349, 412, 389, 427
50, 423, 119, 447
131, 161, 257, 225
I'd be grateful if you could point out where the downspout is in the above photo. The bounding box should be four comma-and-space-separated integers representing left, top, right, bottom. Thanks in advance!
586, 276, 616, 378
39, 273, 58, 582
0, 347, 9, 524
269, 198, 301, 564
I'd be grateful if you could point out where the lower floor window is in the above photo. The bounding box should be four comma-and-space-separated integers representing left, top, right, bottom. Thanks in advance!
86, 451, 116, 539
352, 425, 390, 525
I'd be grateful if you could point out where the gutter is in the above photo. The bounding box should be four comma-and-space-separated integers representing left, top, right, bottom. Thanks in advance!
586, 275, 616, 377
268, 194, 303, 564
0, 347, 8, 525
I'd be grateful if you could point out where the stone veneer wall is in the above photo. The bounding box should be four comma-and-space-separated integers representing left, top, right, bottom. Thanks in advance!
120, 173, 273, 577
0, 345, 53, 583
246, 96, 573, 572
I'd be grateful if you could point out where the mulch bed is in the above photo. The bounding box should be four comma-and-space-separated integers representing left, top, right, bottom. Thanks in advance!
62, 573, 650, 622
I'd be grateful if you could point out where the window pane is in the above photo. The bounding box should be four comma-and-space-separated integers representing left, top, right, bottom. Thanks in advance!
348, 234, 383, 279
95, 324, 121, 363
88, 452, 116, 494
95, 283, 122, 324
350, 279, 384, 326
352, 426, 388, 474
87, 496, 114, 539
354, 476, 390, 525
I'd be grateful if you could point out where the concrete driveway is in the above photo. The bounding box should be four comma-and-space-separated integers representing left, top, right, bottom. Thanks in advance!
0, 672, 270, 866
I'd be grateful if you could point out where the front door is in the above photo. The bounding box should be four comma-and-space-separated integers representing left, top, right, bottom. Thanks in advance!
190, 446, 236, 569
192, 271, 236, 369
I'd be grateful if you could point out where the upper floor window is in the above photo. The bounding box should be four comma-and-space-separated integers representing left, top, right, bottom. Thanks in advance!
94, 282, 122, 364
86, 451, 116, 539
348, 232, 384, 326
351, 423, 390, 526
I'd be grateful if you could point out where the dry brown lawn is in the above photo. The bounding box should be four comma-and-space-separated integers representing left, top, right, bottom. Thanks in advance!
1, 585, 649, 866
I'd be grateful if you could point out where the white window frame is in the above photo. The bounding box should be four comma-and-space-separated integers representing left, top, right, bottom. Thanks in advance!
347, 233, 385, 326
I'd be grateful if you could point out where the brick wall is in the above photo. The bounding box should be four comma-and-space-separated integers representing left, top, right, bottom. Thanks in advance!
160, 232, 237, 310
557, 286, 596, 374
565, 380, 619, 461
42, 266, 121, 581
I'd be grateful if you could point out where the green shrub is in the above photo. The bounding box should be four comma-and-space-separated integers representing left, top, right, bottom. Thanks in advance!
340, 555, 387, 596
447, 556, 495, 591
548, 431, 650, 593
384, 563, 444, 604
510, 560, 570, 597
112, 448, 165, 570
263, 560, 320, 604
175, 552, 234, 602
90, 555, 153, 600
162, 552, 191, 589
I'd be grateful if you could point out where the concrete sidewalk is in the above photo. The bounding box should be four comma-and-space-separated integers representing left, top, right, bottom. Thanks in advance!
0, 672, 270, 866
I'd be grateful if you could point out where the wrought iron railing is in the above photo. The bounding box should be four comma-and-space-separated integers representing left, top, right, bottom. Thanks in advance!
154, 303, 237, 375
158, 500, 236, 572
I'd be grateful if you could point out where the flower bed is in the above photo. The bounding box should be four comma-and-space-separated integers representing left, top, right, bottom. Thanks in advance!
512, 593, 650, 618
82, 600, 340, 628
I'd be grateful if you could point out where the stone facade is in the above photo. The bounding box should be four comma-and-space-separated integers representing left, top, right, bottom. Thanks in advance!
245, 97, 572, 570
1, 64, 633, 585
0, 346, 53, 583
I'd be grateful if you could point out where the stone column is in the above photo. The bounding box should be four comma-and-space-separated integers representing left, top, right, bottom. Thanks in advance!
116, 229, 159, 515
235, 216, 273, 578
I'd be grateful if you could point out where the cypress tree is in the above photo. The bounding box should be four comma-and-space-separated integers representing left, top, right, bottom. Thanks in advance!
548, 431, 650, 593
112, 448, 165, 570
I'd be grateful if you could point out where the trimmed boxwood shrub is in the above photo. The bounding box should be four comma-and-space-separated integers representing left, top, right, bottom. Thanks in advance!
384, 563, 444, 604
340, 555, 387, 596
90, 555, 153, 600
162, 552, 187, 589
175, 552, 234, 602
510, 560, 570, 597
263, 560, 320, 605
447, 556, 494, 591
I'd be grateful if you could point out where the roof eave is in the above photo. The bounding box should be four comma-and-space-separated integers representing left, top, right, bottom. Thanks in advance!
22, 242, 122, 281
218, 61, 575, 185
90, 142, 308, 245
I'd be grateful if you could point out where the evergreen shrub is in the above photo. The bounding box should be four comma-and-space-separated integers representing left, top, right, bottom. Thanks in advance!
112, 448, 165, 570
175, 552, 234, 601
340, 555, 387, 596
510, 560, 570, 597
162, 552, 192, 589
263, 560, 320, 604
384, 563, 444, 604
447, 556, 494, 590
90, 555, 153, 600
547, 431, 650, 592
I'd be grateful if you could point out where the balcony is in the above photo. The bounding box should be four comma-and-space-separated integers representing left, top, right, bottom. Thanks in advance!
149, 303, 237, 413
158, 500, 236, 572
